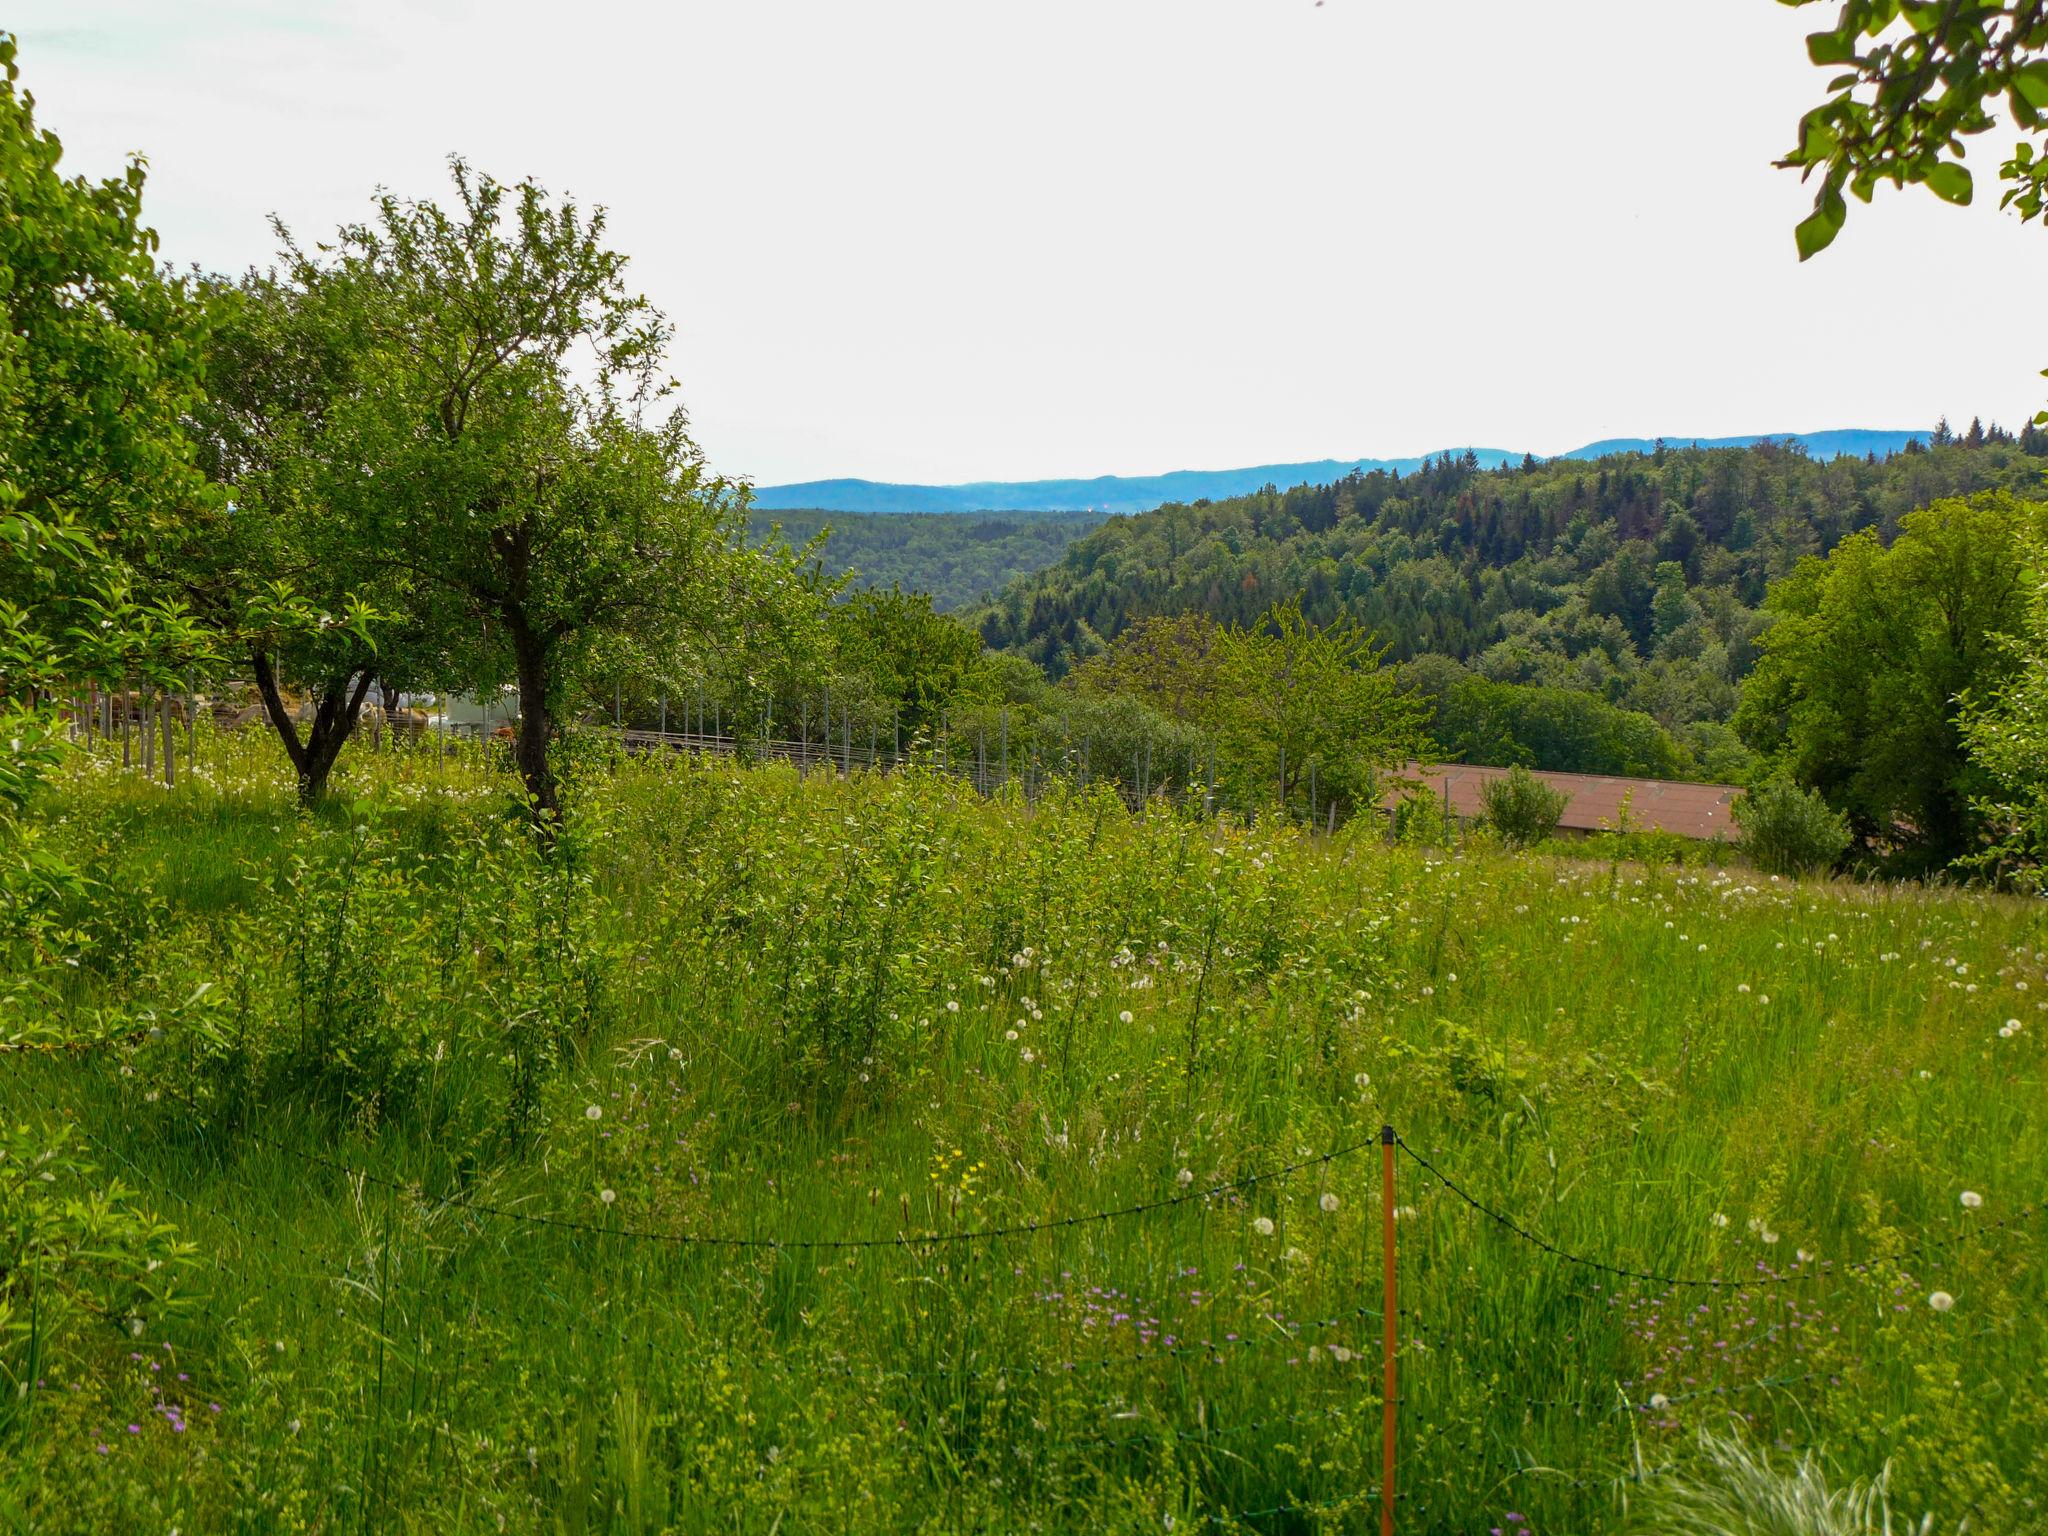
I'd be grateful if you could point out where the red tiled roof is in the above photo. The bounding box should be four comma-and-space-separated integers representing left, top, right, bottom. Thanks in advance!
1381, 762, 1743, 841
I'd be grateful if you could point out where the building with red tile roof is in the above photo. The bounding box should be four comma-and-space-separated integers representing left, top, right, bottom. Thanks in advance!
1381, 762, 1743, 842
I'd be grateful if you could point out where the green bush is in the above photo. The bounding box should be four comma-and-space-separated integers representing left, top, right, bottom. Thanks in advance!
1479, 765, 1569, 847
1734, 776, 1853, 877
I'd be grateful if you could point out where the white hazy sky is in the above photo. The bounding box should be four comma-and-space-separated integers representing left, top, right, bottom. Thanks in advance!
11, 1, 2043, 486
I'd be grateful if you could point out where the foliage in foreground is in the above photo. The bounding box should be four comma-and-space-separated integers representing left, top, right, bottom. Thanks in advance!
0, 733, 2042, 1533
1959, 538, 2048, 894
1628, 1431, 1916, 1536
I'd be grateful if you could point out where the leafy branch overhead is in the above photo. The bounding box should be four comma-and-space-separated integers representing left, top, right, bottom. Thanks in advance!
1781, 1, 2048, 257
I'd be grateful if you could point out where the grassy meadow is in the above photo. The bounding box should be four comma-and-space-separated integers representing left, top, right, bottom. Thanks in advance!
4, 731, 2046, 1534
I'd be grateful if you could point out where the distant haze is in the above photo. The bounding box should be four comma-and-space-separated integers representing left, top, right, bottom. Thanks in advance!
12, 3, 2041, 488
753, 429, 1930, 516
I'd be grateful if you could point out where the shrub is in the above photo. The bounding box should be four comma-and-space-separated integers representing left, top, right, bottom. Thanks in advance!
1478, 765, 1569, 847
0, 1119, 196, 1417
1735, 776, 1853, 877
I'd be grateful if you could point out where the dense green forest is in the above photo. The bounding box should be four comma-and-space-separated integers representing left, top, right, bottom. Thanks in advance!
749, 507, 1105, 611
970, 427, 2048, 779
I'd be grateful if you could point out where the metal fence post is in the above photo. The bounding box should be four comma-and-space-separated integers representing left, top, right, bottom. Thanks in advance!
1381, 1124, 1398, 1536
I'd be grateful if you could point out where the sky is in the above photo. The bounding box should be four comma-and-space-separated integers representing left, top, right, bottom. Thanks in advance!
11, 0, 2044, 487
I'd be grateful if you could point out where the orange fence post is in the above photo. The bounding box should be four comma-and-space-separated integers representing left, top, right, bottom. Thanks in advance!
1381, 1124, 1397, 1536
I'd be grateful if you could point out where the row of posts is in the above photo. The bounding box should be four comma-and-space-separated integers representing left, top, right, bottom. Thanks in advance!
65, 683, 198, 787
612, 689, 1366, 828
67, 678, 1361, 833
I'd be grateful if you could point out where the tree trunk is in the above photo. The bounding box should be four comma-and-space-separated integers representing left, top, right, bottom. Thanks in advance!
252, 650, 374, 808
510, 623, 558, 825
160, 694, 175, 787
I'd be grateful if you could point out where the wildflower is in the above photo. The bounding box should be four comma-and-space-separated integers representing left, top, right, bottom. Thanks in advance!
946, 1000, 960, 1014
1005, 1029, 1019, 1041
1760, 1230, 1779, 1245
1960, 1190, 1983, 1209
1394, 1205, 1417, 1221
1320, 1192, 1340, 1213
1928, 1290, 1955, 1312
585, 1105, 602, 1121
1353, 1072, 1369, 1089
1648, 1392, 1670, 1410
1796, 1248, 1816, 1264
1118, 1010, 1134, 1025
1019, 1047, 1035, 1063
1176, 1169, 1194, 1187
1252, 1216, 1275, 1236
600, 1189, 616, 1205
1710, 1212, 1729, 1228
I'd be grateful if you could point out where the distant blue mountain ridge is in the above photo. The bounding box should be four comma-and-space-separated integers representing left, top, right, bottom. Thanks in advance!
751, 429, 1929, 517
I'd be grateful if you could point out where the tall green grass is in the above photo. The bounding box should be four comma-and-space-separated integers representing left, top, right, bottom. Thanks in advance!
2, 731, 2043, 1532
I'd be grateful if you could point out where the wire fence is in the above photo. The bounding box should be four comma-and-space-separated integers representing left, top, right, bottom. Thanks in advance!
27, 1065, 2045, 1528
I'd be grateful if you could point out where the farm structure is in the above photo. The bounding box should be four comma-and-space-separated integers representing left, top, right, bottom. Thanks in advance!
1382, 762, 1743, 842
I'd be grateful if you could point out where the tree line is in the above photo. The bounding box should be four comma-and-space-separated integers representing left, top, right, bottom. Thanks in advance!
968, 433, 2048, 784
750, 508, 1105, 613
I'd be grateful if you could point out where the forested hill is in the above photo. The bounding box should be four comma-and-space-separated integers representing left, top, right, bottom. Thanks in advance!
748, 508, 1106, 611
751, 429, 1931, 515
971, 428, 2048, 776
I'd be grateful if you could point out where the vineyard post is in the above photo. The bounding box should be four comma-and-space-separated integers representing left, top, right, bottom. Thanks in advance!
1381, 1123, 1397, 1536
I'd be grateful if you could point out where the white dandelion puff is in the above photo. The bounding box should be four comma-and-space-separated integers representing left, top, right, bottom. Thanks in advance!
1928, 1290, 1955, 1312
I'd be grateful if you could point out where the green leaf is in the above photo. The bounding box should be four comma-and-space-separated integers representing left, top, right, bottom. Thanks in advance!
2012, 61, 2048, 113
1806, 30, 1857, 65
1795, 184, 1847, 260
1925, 161, 1973, 205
